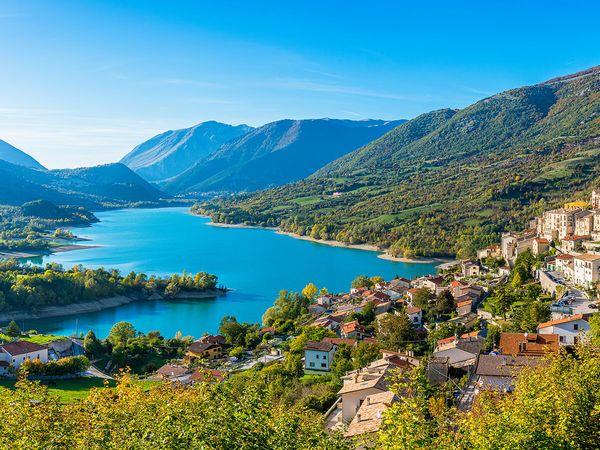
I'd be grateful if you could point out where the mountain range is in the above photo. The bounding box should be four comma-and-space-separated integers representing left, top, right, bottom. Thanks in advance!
195, 65, 600, 258
161, 118, 405, 194
120, 121, 253, 183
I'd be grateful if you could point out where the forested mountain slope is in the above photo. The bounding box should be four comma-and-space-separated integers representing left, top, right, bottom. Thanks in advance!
120, 121, 252, 182
195, 66, 600, 258
164, 118, 404, 194
0, 160, 168, 208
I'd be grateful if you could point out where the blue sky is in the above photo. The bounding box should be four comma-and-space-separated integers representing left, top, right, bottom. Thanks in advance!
0, 0, 598, 168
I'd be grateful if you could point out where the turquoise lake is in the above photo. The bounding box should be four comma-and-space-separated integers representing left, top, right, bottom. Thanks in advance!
25, 207, 438, 338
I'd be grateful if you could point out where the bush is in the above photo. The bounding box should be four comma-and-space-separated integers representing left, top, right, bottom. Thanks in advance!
19, 355, 90, 376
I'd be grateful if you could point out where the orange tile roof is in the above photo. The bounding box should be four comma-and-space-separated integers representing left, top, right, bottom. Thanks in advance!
460, 330, 481, 339
556, 254, 574, 260
537, 314, 586, 330
499, 333, 559, 356
562, 235, 590, 241
406, 305, 422, 315
341, 320, 366, 334
437, 335, 457, 346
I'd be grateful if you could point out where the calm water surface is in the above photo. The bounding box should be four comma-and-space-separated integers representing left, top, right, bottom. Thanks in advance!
25, 207, 438, 337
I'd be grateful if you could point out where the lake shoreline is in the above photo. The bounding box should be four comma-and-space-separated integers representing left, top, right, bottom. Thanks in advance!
196, 213, 450, 265
0, 289, 227, 323
45, 210, 454, 266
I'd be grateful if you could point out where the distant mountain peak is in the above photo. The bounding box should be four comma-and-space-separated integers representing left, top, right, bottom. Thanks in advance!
120, 121, 253, 182
0, 138, 46, 170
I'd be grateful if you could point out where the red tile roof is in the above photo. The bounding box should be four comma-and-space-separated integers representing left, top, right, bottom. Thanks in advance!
0, 340, 47, 356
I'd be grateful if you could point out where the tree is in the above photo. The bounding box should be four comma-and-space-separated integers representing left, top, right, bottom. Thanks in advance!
511, 271, 523, 288
330, 344, 353, 377
351, 275, 373, 289
301, 282, 318, 300
289, 326, 336, 353
5, 320, 21, 337
512, 299, 550, 332
352, 341, 381, 369
431, 290, 454, 319
486, 286, 514, 319
262, 290, 309, 328
411, 288, 435, 312
427, 322, 466, 349
108, 321, 136, 347
83, 330, 103, 357
378, 314, 416, 351
457, 345, 599, 449
587, 313, 600, 345
219, 316, 247, 347
0, 374, 349, 449
369, 275, 384, 285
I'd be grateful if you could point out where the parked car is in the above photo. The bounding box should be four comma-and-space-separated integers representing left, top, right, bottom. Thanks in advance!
588, 303, 599, 309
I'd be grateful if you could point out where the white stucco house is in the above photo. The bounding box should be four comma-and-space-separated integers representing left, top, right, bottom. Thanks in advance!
0, 340, 49, 374
405, 305, 422, 327
573, 253, 600, 287
537, 314, 591, 346
304, 340, 336, 371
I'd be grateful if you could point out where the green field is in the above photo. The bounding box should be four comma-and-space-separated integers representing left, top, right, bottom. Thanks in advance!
291, 195, 323, 206
0, 333, 67, 344
0, 378, 159, 404
0, 377, 116, 403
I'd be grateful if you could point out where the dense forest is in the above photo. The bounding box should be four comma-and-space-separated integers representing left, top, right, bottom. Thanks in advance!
194, 67, 600, 258
0, 200, 97, 252
0, 259, 222, 313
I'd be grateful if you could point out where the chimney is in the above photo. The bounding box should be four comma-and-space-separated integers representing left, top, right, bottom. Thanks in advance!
356, 414, 362, 422
366, 397, 371, 406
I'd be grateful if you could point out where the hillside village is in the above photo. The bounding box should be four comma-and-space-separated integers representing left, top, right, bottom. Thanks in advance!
0, 195, 599, 444
1, 186, 599, 444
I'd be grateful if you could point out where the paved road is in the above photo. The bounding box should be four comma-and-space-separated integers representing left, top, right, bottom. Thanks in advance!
457, 381, 477, 411
562, 288, 597, 315
85, 364, 113, 379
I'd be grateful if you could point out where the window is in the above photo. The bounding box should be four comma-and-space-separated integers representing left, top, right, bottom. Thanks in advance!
321, 363, 326, 368
309, 362, 314, 367
574, 324, 579, 330
559, 336, 565, 343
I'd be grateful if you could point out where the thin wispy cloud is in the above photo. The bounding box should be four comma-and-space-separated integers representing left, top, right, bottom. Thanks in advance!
262, 78, 432, 102
186, 97, 240, 106
146, 78, 222, 89
460, 86, 496, 97
0, 13, 27, 19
